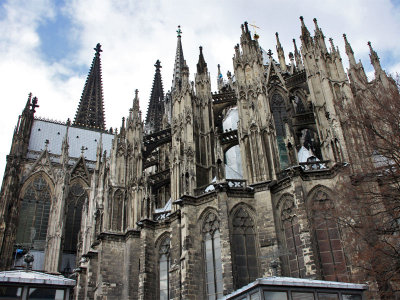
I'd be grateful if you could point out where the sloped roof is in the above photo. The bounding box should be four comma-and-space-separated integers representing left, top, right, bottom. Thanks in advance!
0, 270, 75, 287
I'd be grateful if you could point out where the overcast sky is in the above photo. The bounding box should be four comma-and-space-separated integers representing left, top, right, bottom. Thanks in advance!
0, 0, 399, 180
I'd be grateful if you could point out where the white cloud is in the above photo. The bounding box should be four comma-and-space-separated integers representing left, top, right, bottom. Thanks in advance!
0, 0, 399, 180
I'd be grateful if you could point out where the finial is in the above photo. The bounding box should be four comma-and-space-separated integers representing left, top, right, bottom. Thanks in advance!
300, 16, 304, 22
177, 25, 182, 37
94, 43, 102, 55
329, 38, 335, 49
135, 89, 139, 98
267, 49, 273, 58
199, 46, 203, 54
81, 146, 86, 155
155, 60, 162, 70
313, 18, 318, 27
244, 21, 249, 32
45, 139, 49, 149
289, 52, 294, 60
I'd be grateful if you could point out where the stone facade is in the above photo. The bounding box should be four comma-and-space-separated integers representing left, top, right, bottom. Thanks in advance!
0, 18, 397, 299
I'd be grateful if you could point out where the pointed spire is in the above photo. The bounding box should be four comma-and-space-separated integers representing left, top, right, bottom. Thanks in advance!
313, 18, 327, 53
368, 41, 382, 73
172, 25, 185, 90
74, 43, 106, 130
300, 16, 312, 46
145, 61, 165, 132
275, 32, 287, 72
197, 46, 207, 74
23, 93, 33, 113
293, 39, 304, 71
343, 34, 356, 67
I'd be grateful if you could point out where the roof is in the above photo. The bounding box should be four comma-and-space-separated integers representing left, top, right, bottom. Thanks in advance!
0, 270, 75, 287
28, 119, 114, 163
223, 277, 367, 299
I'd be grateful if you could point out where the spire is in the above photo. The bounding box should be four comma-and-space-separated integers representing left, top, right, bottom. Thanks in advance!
275, 32, 287, 72
172, 25, 185, 90
313, 18, 327, 53
74, 43, 106, 130
197, 46, 207, 74
145, 60, 165, 133
293, 39, 304, 71
343, 34, 356, 67
300, 16, 312, 46
368, 41, 382, 73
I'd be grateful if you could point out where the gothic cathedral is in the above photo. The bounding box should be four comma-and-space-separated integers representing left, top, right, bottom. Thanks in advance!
0, 18, 397, 299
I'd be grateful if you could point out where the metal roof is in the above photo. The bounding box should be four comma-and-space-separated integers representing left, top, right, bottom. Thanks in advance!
0, 270, 75, 287
28, 119, 114, 162
223, 277, 367, 299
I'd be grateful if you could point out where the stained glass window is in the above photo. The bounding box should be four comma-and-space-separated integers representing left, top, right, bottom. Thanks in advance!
63, 183, 86, 253
312, 190, 348, 281
270, 93, 289, 169
232, 208, 258, 289
16, 176, 51, 250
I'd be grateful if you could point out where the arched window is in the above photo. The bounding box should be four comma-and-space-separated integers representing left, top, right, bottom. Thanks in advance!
270, 93, 289, 169
203, 213, 223, 299
110, 190, 123, 231
159, 237, 171, 300
311, 190, 348, 281
63, 183, 86, 253
280, 197, 305, 277
232, 208, 258, 289
16, 176, 51, 250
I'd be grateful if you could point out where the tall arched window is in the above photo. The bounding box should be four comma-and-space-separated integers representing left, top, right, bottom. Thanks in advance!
280, 197, 305, 278
159, 237, 171, 300
203, 213, 223, 299
311, 190, 348, 281
232, 208, 258, 289
110, 190, 123, 231
16, 176, 51, 250
270, 93, 289, 169
63, 183, 86, 253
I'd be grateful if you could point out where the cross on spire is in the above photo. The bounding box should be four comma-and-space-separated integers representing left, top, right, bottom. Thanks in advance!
30, 97, 39, 113
177, 25, 182, 37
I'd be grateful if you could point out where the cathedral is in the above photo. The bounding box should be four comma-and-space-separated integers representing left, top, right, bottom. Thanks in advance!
0, 17, 398, 299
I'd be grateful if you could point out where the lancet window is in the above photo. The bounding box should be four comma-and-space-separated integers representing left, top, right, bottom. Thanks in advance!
232, 208, 258, 289
63, 183, 86, 253
16, 176, 51, 249
280, 196, 305, 277
203, 212, 223, 299
110, 189, 123, 231
270, 93, 289, 169
311, 190, 348, 281
159, 236, 171, 300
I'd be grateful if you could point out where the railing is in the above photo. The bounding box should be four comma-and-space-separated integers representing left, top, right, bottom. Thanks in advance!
153, 211, 170, 221
212, 91, 237, 105
194, 179, 247, 196
226, 179, 247, 188
299, 160, 330, 171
